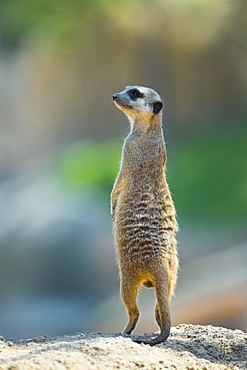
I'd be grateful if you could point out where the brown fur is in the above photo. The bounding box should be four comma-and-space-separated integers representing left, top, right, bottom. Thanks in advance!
111, 86, 178, 345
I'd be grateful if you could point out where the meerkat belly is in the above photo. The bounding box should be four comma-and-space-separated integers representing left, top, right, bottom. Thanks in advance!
114, 187, 176, 262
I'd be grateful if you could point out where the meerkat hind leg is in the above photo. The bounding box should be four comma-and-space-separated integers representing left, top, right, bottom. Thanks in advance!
121, 274, 140, 335
134, 272, 171, 345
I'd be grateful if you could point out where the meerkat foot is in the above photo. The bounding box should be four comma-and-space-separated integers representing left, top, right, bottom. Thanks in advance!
133, 330, 170, 346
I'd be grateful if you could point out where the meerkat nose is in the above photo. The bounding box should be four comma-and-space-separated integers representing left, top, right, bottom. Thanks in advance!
112, 94, 119, 101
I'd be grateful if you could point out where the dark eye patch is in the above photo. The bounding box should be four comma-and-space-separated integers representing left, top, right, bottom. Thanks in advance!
128, 88, 144, 100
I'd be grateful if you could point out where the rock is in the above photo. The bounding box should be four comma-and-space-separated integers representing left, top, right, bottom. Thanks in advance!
0, 324, 246, 370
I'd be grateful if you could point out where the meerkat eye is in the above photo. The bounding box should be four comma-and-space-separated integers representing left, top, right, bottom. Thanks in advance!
128, 89, 144, 100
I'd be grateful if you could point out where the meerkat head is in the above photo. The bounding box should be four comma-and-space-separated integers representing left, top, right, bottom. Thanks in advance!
112, 85, 163, 124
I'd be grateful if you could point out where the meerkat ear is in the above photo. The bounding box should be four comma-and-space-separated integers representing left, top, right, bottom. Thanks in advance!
152, 101, 163, 114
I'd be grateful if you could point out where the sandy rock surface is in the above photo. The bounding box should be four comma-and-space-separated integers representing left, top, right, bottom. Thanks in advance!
0, 324, 246, 370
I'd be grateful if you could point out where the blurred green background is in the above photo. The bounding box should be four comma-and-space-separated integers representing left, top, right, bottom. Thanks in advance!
0, 0, 246, 339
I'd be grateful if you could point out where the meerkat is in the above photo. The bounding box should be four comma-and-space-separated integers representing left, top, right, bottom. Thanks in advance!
111, 85, 178, 346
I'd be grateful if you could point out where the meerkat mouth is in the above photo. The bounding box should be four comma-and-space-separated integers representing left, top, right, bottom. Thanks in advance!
116, 102, 133, 109
113, 100, 133, 111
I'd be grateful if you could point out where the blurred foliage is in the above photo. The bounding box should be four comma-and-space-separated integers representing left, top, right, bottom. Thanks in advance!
0, 0, 117, 50
57, 141, 121, 190
168, 124, 247, 224
1, 0, 244, 53
57, 123, 247, 224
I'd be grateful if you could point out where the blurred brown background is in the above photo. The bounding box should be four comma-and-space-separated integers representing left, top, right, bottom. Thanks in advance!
0, 0, 246, 339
